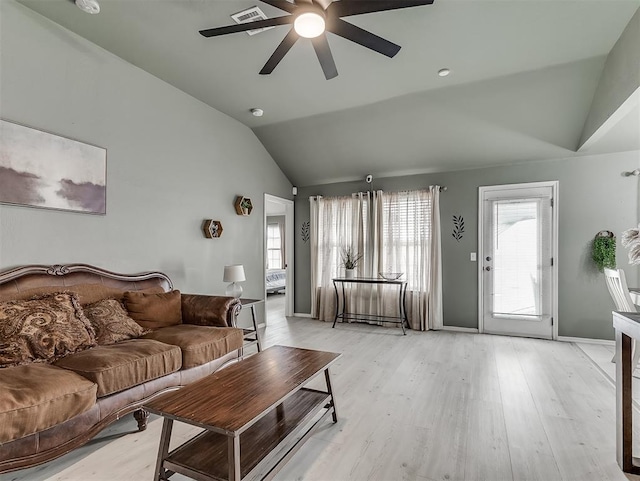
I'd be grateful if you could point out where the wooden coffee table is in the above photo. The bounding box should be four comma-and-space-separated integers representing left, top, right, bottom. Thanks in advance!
145, 345, 341, 481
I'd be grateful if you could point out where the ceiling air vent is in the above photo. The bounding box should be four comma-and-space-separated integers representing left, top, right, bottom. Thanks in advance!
231, 6, 275, 36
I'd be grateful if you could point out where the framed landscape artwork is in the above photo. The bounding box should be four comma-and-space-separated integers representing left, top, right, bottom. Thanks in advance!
0, 119, 106, 214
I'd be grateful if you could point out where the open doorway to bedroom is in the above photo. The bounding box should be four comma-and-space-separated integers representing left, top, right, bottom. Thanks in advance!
264, 194, 294, 324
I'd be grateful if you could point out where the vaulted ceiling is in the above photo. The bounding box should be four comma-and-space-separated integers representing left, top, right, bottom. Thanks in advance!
17, 0, 640, 186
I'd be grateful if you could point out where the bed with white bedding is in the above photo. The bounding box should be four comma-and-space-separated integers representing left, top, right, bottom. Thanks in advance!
266, 268, 286, 294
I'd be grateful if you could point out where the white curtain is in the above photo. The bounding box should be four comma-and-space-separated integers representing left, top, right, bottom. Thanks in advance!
309, 188, 442, 331
310, 194, 369, 320
278, 221, 286, 269
429, 187, 443, 329
310, 196, 321, 319
376, 187, 442, 330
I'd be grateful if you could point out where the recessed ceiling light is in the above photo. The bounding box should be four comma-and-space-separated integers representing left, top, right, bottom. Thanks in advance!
250, 108, 264, 117
75, 0, 100, 14
438, 68, 451, 77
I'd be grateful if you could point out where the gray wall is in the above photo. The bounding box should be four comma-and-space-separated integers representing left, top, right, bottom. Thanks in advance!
0, 1, 292, 326
581, 7, 640, 147
295, 151, 640, 340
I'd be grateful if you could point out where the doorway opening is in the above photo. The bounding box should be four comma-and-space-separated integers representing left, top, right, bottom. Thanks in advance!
264, 194, 294, 324
478, 181, 558, 340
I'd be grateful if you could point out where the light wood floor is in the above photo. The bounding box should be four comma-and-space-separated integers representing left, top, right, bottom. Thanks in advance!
3, 296, 639, 481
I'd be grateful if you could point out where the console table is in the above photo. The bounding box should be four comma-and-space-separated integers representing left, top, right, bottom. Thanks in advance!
145, 345, 340, 481
332, 277, 408, 335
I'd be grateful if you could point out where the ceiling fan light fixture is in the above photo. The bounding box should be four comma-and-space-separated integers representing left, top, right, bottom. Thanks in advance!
199, 0, 435, 79
75, 0, 100, 15
294, 12, 326, 39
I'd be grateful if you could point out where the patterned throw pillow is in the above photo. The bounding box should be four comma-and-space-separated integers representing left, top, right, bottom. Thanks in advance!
83, 299, 148, 345
0, 293, 96, 368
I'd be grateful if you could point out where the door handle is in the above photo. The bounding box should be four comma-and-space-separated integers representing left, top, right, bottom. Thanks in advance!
485, 266, 491, 271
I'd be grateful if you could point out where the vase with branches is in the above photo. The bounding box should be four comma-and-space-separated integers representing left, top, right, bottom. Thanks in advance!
341, 246, 363, 278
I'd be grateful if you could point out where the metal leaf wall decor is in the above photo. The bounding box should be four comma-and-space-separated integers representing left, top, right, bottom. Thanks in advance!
452, 215, 465, 242
301, 221, 310, 243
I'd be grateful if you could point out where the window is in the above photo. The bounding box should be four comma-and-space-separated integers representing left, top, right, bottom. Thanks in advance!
267, 223, 282, 269
492, 199, 540, 316
310, 188, 441, 329
380, 191, 432, 289
314, 191, 431, 288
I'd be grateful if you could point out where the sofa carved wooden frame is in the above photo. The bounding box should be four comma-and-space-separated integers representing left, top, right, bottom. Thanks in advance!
0, 263, 242, 474
0, 263, 174, 288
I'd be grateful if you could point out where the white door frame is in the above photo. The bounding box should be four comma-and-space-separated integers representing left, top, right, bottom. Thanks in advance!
477, 181, 559, 340
264, 193, 294, 317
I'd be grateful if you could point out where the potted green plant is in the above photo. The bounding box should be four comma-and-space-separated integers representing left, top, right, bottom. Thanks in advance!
341, 246, 363, 279
234, 196, 253, 215
592, 231, 616, 272
240, 199, 251, 213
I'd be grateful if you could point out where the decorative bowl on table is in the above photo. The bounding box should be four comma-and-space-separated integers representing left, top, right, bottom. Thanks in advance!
379, 272, 403, 280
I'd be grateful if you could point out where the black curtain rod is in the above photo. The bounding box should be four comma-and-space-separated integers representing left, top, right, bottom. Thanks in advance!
310, 186, 446, 200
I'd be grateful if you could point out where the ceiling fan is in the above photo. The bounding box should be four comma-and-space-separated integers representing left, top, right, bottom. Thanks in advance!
199, 0, 434, 80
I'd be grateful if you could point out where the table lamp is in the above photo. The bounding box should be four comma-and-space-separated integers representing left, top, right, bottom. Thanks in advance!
223, 264, 245, 298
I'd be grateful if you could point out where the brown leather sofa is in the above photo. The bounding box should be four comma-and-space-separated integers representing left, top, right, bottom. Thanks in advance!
0, 264, 244, 474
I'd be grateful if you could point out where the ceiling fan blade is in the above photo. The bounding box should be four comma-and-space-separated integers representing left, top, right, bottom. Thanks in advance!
260, 29, 300, 75
311, 34, 338, 80
327, 18, 401, 58
260, 0, 296, 13
200, 16, 292, 38
328, 0, 433, 17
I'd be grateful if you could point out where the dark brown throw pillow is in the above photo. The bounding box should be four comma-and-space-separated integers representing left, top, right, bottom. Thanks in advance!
0, 293, 96, 368
123, 290, 182, 330
84, 299, 148, 345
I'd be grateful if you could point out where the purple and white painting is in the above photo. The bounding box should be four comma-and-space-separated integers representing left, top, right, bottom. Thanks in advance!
0, 120, 106, 214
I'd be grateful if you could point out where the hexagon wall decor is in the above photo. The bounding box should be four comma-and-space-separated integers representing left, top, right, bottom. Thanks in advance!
202, 219, 223, 238
234, 196, 253, 216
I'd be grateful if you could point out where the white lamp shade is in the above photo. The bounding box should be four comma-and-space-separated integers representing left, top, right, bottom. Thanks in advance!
223, 265, 246, 283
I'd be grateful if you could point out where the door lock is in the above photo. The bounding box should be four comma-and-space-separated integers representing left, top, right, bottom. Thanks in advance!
486, 256, 492, 262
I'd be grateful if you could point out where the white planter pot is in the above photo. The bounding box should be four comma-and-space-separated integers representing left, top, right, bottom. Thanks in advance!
344, 269, 355, 279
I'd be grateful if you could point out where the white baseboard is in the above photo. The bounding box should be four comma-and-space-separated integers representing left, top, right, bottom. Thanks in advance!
440, 326, 479, 333
293, 312, 312, 318
557, 336, 614, 346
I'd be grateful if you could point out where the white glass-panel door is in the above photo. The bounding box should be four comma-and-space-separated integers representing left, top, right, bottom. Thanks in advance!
479, 182, 557, 339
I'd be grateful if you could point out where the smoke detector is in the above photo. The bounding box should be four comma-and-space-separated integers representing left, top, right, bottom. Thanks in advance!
231, 7, 274, 36
75, 0, 100, 14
